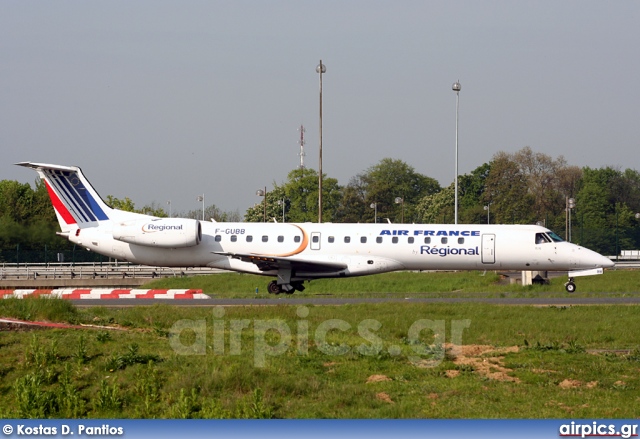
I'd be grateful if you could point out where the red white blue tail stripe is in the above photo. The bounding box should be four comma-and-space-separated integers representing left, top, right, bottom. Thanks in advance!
42, 168, 109, 224
16, 163, 110, 226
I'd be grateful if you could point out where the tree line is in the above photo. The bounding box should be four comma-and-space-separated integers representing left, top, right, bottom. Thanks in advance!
2, 146, 639, 262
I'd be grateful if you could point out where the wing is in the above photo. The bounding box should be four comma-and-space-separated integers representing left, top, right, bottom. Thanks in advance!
213, 251, 347, 274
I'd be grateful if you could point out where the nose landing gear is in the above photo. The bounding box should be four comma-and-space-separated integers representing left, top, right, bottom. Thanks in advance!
564, 277, 576, 293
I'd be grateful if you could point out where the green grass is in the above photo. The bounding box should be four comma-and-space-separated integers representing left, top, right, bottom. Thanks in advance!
0, 296, 79, 323
2, 296, 640, 418
142, 268, 636, 298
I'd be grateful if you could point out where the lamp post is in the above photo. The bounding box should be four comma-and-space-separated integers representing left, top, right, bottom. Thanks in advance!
370, 202, 377, 223
484, 203, 491, 224
565, 197, 575, 242
196, 194, 204, 221
256, 187, 267, 222
452, 80, 461, 225
395, 197, 404, 223
277, 199, 286, 223
317, 60, 326, 223
167, 200, 171, 217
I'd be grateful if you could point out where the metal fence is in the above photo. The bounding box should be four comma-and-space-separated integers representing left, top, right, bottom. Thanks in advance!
0, 261, 225, 281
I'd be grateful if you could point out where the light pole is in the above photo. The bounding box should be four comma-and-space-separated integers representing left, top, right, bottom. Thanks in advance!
565, 197, 575, 242
317, 60, 326, 223
256, 187, 267, 222
395, 197, 404, 223
167, 200, 171, 217
277, 198, 286, 223
370, 202, 377, 223
484, 204, 491, 224
452, 80, 461, 224
196, 194, 204, 221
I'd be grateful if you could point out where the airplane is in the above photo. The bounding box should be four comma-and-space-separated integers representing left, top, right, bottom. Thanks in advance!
18, 162, 614, 294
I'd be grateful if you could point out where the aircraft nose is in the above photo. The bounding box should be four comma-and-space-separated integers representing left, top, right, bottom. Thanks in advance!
602, 256, 615, 268
588, 250, 614, 268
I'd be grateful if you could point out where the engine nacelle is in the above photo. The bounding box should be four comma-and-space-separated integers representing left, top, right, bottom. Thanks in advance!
112, 218, 202, 248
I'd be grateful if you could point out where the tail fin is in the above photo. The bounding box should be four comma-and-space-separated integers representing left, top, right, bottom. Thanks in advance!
16, 162, 113, 233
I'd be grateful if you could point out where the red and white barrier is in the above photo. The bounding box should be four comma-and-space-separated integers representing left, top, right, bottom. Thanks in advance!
0, 289, 209, 299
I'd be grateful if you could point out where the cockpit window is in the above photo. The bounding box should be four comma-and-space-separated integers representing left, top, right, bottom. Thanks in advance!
547, 231, 564, 242
535, 233, 551, 244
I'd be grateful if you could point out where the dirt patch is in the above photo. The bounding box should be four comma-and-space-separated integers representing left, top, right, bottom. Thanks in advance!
445, 370, 460, 378
367, 374, 392, 383
559, 379, 582, 389
375, 392, 394, 404
446, 344, 521, 383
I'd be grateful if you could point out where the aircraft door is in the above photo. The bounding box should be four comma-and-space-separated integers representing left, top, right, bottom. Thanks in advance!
310, 232, 321, 250
481, 234, 495, 264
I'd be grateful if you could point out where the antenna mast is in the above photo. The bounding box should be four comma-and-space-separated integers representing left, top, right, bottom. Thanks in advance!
298, 124, 306, 169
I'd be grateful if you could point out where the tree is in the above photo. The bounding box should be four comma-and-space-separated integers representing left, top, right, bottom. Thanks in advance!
244, 169, 341, 223
333, 175, 367, 223
105, 195, 136, 212
415, 184, 454, 223
573, 166, 640, 254
458, 162, 491, 224
336, 158, 440, 223
483, 152, 534, 224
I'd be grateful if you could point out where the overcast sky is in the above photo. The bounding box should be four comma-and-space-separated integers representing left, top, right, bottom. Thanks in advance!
2, 1, 639, 215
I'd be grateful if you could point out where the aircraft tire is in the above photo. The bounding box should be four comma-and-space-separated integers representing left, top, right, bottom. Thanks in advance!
268, 280, 282, 295
565, 281, 576, 293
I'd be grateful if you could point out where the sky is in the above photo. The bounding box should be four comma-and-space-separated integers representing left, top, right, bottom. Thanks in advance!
2, 1, 639, 215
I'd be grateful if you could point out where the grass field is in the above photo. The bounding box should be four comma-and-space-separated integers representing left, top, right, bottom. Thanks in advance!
142, 268, 640, 298
1, 269, 639, 419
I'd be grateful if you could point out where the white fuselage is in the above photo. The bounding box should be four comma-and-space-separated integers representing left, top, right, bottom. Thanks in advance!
72, 221, 612, 280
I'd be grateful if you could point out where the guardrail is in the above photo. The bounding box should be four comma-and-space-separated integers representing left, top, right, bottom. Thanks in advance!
0, 262, 226, 280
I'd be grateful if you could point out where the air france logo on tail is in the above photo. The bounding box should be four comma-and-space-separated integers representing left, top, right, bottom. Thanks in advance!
43, 169, 108, 224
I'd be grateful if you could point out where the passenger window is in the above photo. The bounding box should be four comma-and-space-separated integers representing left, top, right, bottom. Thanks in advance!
344, 236, 351, 243
215, 235, 222, 242
294, 236, 301, 243
262, 235, 268, 242
441, 237, 448, 244
361, 236, 367, 243
313, 235, 319, 243
424, 237, 431, 244
408, 237, 414, 244
376, 237, 383, 243
458, 238, 464, 244
329, 236, 335, 243
231, 235, 237, 242
246, 235, 253, 242
392, 237, 398, 244
278, 235, 284, 243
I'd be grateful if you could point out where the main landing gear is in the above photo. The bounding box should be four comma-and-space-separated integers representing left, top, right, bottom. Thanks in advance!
267, 280, 305, 295
564, 277, 576, 293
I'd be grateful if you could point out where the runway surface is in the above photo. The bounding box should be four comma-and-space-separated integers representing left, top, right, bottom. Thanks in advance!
70, 295, 640, 307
